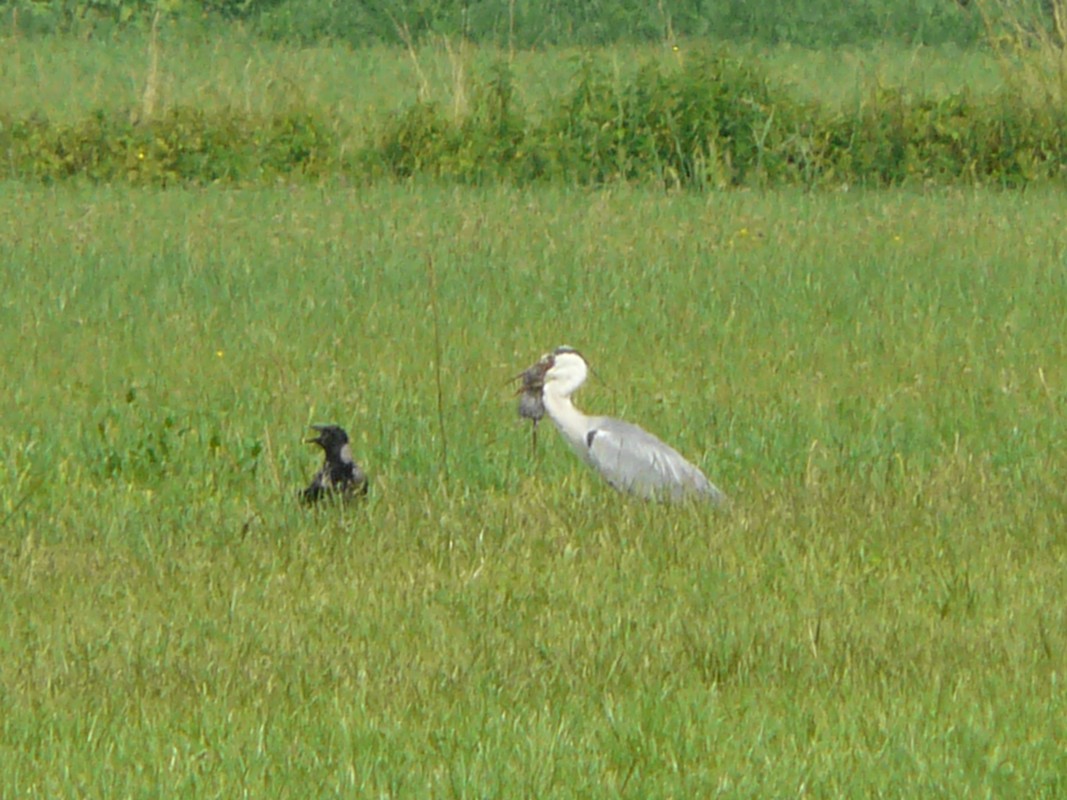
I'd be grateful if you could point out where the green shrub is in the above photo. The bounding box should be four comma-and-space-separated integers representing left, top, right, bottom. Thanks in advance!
0, 107, 337, 185
376, 102, 452, 179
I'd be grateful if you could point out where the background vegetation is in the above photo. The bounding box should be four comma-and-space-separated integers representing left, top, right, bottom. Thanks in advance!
3, 0, 1066, 189
0, 1, 1065, 795
5, 0, 987, 47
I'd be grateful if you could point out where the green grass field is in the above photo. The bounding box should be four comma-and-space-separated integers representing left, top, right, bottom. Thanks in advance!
1, 20, 1065, 797
1, 181, 1063, 796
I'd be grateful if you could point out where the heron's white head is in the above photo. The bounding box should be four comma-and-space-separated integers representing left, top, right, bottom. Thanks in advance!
543, 346, 588, 398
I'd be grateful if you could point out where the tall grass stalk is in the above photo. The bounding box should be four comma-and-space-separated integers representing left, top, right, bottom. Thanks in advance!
427, 253, 449, 482
137, 8, 163, 123
978, 0, 1067, 104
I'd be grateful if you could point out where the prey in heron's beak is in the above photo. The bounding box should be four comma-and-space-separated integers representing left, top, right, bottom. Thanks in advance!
514, 353, 553, 454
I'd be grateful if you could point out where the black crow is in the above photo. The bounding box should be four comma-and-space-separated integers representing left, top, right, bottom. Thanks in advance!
301, 424, 368, 504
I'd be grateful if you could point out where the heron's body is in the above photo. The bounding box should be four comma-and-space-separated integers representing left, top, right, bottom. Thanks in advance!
527, 347, 726, 505
301, 425, 368, 504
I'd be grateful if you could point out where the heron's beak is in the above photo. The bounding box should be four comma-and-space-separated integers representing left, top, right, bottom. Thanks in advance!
513, 357, 551, 395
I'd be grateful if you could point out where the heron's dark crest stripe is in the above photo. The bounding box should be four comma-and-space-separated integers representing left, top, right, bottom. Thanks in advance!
586, 429, 598, 448
553, 345, 585, 364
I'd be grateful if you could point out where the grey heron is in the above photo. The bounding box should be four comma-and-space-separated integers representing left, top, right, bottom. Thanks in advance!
301, 424, 369, 504
518, 347, 727, 504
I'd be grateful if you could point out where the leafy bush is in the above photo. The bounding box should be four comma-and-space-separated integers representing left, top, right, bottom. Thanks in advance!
0, 107, 337, 185
367, 47, 1067, 189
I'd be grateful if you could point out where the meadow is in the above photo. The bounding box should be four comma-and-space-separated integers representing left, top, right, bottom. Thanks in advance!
1, 181, 1064, 796
0, 22, 1065, 799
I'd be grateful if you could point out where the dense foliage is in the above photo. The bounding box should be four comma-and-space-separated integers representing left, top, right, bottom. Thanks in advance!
1, 108, 334, 184
3, 48, 1066, 188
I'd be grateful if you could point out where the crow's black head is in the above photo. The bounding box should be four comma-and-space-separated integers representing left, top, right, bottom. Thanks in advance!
307, 424, 350, 460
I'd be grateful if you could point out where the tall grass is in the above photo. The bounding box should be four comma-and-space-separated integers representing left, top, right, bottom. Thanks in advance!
0, 29, 1015, 126
0, 182, 1063, 796
977, 0, 1067, 106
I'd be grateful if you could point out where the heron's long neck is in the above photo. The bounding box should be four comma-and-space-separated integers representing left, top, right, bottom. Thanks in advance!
542, 384, 592, 452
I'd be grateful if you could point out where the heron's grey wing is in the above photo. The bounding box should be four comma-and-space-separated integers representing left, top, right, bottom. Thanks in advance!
586, 418, 726, 504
